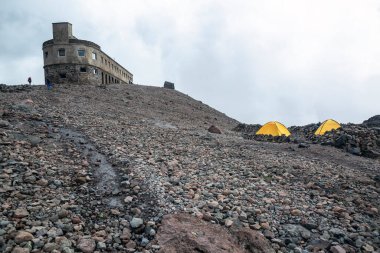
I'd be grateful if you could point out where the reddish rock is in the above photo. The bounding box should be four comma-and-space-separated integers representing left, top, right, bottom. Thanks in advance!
234, 229, 275, 253
13, 208, 29, 218
11, 246, 30, 253
331, 245, 346, 253
77, 238, 96, 253
291, 209, 302, 216
120, 228, 131, 242
71, 216, 82, 224
208, 125, 222, 134
14, 231, 34, 243
156, 213, 274, 253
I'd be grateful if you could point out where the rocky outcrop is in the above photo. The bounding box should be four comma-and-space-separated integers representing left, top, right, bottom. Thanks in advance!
307, 124, 380, 158
233, 123, 261, 134
156, 214, 274, 253
363, 115, 380, 128
234, 119, 380, 159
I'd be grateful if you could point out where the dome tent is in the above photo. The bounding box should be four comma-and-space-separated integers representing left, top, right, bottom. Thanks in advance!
315, 119, 341, 135
256, 121, 291, 137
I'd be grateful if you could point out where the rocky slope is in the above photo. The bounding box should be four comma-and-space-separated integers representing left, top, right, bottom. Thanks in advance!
0, 84, 379, 253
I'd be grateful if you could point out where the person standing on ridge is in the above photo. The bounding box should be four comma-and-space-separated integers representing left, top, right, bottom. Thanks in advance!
27, 77, 32, 85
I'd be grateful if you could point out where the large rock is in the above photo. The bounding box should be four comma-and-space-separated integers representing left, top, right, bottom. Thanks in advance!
0, 119, 10, 128
77, 238, 96, 253
363, 115, 380, 128
156, 213, 274, 253
233, 123, 262, 134
208, 125, 222, 134
14, 231, 34, 243
11, 246, 30, 253
330, 245, 346, 253
13, 208, 29, 218
130, 217, 143, 228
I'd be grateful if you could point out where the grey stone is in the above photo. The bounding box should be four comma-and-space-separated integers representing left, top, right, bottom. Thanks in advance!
331, 245, 346, 253
43, 242, 59, 252
283, 224, 311, 239
329, 228, 345, 237
130, 217, 143, 228
0, 120, 10, 128
97, 242, 106, 250
140, 237, 149, 247
62, 247, 75, 253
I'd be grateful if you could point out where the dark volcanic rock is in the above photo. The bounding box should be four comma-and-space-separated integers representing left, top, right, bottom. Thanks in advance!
233, 123, 261, 134
363, 115, 380, 128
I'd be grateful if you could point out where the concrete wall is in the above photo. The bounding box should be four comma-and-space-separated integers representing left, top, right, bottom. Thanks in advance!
42, 23, 133, 85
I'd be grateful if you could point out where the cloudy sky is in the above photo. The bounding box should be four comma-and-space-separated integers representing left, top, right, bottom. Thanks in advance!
0, 0, 379, 125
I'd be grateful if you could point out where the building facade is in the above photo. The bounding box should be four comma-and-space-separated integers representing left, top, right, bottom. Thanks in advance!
42, 22, 133, 85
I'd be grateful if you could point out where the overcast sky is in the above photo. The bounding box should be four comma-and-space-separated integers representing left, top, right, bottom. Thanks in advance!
0, 0, 379, 125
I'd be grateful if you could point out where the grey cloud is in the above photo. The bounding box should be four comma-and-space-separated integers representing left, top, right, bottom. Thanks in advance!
0, 0, 379, 125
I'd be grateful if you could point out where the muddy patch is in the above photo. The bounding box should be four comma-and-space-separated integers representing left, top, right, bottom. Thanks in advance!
52, 127, 123, 208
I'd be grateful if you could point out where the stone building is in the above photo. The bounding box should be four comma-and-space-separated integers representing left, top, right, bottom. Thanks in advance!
42, 22, 133, 85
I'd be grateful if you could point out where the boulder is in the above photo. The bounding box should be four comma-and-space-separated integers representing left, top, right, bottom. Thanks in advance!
15, 231, 34, 243
156, 213, 274, 253
208, 125, 222, 134
363, 115, 380, 128
77, 238, 96, 253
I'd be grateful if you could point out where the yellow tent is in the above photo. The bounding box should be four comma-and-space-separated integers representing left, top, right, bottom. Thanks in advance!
315, 119, 341, 135
256, 121, 291, 137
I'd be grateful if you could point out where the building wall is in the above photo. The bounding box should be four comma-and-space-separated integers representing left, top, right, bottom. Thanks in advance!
42, 22, 133, 85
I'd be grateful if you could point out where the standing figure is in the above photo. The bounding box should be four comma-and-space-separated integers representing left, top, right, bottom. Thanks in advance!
46, 79, 53, 90
27, 77, 32, 85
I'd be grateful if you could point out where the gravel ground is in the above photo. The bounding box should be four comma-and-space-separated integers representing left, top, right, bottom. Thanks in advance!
0, 84, 379, 253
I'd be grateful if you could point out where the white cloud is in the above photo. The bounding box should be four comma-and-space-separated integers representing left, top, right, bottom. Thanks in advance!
0, 0, 379, 125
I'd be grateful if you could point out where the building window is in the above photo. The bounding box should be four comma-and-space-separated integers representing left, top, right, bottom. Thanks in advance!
93, 69, 98, 75
92, 52, 97, 60
58, 48, 65, 56
101, 56, 103, 63
78, 49, 85, 57
80, 67, 87, 73
45, 52, 48, 58
59, 73, 67, 78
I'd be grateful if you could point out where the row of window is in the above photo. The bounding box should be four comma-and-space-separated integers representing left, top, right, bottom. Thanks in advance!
99, 56, 131, 80
57, 66, 98, 78
44, 49, 86, 58
44, 48, 131, 80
